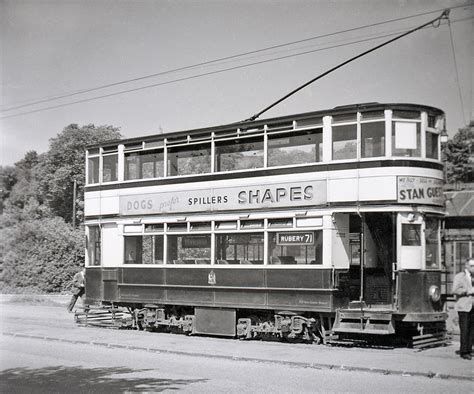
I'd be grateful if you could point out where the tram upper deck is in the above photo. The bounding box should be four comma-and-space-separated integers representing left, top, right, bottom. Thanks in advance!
84, 102, 445, 219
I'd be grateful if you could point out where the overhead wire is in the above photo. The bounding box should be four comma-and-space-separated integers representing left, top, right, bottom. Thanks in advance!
1, 16, 472, 120
1, 2, 471, 112
0, 31, 428, 120
447, 19, 467, 125
245, 9, 451, 121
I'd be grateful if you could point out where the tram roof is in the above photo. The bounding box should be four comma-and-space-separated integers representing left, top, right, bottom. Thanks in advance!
87, 102, 444, 150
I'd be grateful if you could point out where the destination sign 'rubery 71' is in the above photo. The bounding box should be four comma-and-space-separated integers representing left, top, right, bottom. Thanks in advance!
277, 232, 314, 246
397, 176, 444, 206
119, 180, 327, 215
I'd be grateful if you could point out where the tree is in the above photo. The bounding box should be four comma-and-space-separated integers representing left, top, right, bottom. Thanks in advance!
0, 123, 122, 293
1, 215, 84, 293
36, 124, 122, 223
445, 122, 474, 184
0, 165, 17, 214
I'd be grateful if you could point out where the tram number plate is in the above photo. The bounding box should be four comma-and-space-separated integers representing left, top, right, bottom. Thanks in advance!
277, 232, 314, 246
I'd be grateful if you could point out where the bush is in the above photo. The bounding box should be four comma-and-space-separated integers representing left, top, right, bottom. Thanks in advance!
1, 216, 84, 293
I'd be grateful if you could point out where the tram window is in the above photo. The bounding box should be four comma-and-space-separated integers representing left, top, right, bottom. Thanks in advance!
167, 223, 188, 232
268, 218, 293, 228
268, 129, 322, 166
268, 231, 322, 265
124, 236, 142, 264
427, 115, 436, 128
332, 113, 357, 123
361, 122, 385, 158
145, 224, 164, 233
295, 117, 322, 128
215, 221, 237, 230
401, 224, 421, 246
190, 222, 211, 231
426, 131, 439, 159
360, 111, 385, 120
392, 122, 421, 157
87, 156, 100, 184
240, 220, 264, 229
425, 218, 440, 269
215, 233, 264, 265
125, 153, 139, 180
215, 137, 264, 172
102, 154, 118, 182
87, 226, 101, 266
296, 217, 322, 227
125, 150, 164, 180
167, 234, 211, 264
167, 143, 211, 176
332, 124, 357, 160
142, 235, 164, 264
392, 110, 420, 120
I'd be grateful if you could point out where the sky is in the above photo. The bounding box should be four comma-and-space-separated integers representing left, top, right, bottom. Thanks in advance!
0, 0, 472, 166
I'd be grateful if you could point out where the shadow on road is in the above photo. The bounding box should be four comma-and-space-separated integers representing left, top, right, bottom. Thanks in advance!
0, 366, 207, 393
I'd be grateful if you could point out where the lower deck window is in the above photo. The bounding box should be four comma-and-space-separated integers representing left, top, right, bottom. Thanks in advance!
401, 224, 421, 246
425, 218, 440, 269
87, 226, 101, 266
268, 231, 323, 265
167, 234, 211, 264
215, 233, 264, 265
124, 236, 142, 264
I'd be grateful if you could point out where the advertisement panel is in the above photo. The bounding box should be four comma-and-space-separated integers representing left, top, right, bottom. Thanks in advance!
397, 176, 444, 206
119, 180, 327, 215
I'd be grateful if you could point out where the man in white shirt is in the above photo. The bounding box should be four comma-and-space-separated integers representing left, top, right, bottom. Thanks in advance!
452, 258, 474, 360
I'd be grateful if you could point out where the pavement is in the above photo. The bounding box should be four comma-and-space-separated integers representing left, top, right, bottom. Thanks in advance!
1, 294, 472, 382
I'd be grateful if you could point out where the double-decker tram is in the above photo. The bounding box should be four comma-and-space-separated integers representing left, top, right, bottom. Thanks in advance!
83, 102, 447, 346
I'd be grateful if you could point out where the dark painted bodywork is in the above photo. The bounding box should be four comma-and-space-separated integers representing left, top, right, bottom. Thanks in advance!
86, 267, 444, 319
86, 267, 346, 312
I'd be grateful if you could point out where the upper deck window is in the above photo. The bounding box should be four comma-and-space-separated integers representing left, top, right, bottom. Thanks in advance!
426, 131, 439, 160
393, 110, 420, 120
215, 137, 264, 172
125, 150, 164, 180
87, 156, 100, 184
392, 122, 421, 157
332, 124, 357, 160
102, 154, 118, 183
167, 143, 211, 176
268, 129, 322, 166
361, 122, 385, 158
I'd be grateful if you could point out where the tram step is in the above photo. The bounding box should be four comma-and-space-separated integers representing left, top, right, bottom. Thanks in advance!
412, 332, 450, 349
332, 309, 395, 335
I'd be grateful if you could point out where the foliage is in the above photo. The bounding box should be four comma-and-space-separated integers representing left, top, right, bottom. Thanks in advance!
445, 123, 474, 184
0, 123, 122, 293
0, 165, 17, 214
36, 124, 121, 223
1, 216, 84, 293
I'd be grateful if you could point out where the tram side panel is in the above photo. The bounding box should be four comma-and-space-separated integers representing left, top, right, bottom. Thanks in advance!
85, 266, 346, 314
